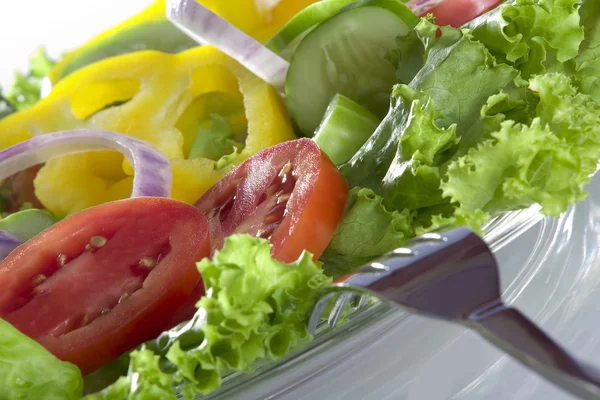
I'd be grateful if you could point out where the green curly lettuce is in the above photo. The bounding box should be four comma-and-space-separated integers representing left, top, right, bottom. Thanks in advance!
0, 90, 15, 120
467, 0, 585, 78
443, 73, 600, 218
573, 0, 600, 101
341, 20, 520, 194
320, 187, 414, 279
325, 0, 599, 272
0, 319, 83, 400
86, 234, 332, 399
4, 47, 56, 112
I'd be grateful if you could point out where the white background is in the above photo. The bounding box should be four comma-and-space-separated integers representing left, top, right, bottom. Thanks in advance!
0, 0, 153, 86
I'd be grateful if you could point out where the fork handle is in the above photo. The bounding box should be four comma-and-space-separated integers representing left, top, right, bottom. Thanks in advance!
469, 303, 600, 399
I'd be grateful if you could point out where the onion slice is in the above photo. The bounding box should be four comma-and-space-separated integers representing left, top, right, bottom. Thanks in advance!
0, 230, 23, 261
405, 0, 446, 16
166, 0, 446, 94
0, 129, 172, 198
166, 0, 290, 92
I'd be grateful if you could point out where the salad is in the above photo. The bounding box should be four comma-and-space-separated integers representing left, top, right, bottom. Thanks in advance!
0, 0, 598, 398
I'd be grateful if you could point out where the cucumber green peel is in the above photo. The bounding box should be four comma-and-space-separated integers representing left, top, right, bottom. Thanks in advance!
56, 20, 197, 82
314, 94, 380, 165
285, 0, 419, 136
266, 0, 357, 60
0, 209, 56, 241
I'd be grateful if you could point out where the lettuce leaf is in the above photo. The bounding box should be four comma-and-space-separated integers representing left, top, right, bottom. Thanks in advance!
443, 73, 600, 218
326, 0, 598, 273
5, 47, 56, 112
573, 0, 600, 101
320, 188, 414, 279
341, 21, 520, 194
188, 114, 240, 164
467, 0, 584, 78
0, 90, 16, 120
86, 234, 332, 399
0, 319, 83, 400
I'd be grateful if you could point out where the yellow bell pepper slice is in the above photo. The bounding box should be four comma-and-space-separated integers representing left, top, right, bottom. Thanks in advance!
0, 46, 295, 218
50, 0, 320, 83
49, 1, 197, 83
201, 0, 321, 42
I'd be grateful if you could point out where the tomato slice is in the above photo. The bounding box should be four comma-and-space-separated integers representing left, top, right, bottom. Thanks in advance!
195, 138, 348, 263
420, 0, 502, 28
0, 197, 210, 375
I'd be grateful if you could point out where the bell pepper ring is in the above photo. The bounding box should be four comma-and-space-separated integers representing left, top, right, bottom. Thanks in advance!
49, 0, 322, 84
0, 46, 295, 218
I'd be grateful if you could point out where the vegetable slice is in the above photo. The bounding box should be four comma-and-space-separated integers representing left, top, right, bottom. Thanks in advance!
323, 0, 600, 276
0, 231, 23, 261
197, 0, 323, 43
168, 0, 290, 89
285, 0, 419, 135
314, 94, 381, 165
50, 0, 196, 83
266, 0, 357, 59
0, 209, 57, 262
87, 234, 332, 398
0, 209, 56, 242
423, 0, 502, 28
0, 197, 211, 375
0, 46, 295, 217
195, 138, 349, 262
0, 129, 172, 199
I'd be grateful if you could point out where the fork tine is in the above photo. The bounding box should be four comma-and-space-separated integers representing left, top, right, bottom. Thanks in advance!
328, 292, 356, 328
308, 292, 336, 336
356, 295, 369, 309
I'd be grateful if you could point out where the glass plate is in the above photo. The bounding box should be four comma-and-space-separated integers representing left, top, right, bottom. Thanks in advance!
201, 179, 600, 400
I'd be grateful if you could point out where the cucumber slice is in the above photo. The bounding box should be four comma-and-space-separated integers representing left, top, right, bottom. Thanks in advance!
285, 0, 418, 136
266, 0, 357, 60
0, 209, 56, 241
314, 94, 381, 165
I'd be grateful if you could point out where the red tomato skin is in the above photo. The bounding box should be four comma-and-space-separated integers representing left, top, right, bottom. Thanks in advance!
0, 197, 210, 375
420, 0, 502, 28
195, 138, 349, 263
269, 147, 348, 263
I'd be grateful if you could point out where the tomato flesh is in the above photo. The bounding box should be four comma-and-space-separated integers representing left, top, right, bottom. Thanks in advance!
420, 0, 502, 28
195, 138, 349, 263
0, 197, 210, 375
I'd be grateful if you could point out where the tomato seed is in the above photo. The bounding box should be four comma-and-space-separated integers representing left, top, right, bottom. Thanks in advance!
86, 236, 107, 251
118, 293, 130, 304
100, 308, 110, 316
263, 214, 278, 224
257, 228, 275, 239
32, 274, 47, 286
266, 185, 278, 197
139, 257, 157, 269
277, 194, 291, 204
279, 162, 292, 177
80, 315, 90, 327
56, 254, 68, 267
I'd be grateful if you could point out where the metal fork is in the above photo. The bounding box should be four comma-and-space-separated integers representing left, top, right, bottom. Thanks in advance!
308, 226, 600, 400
